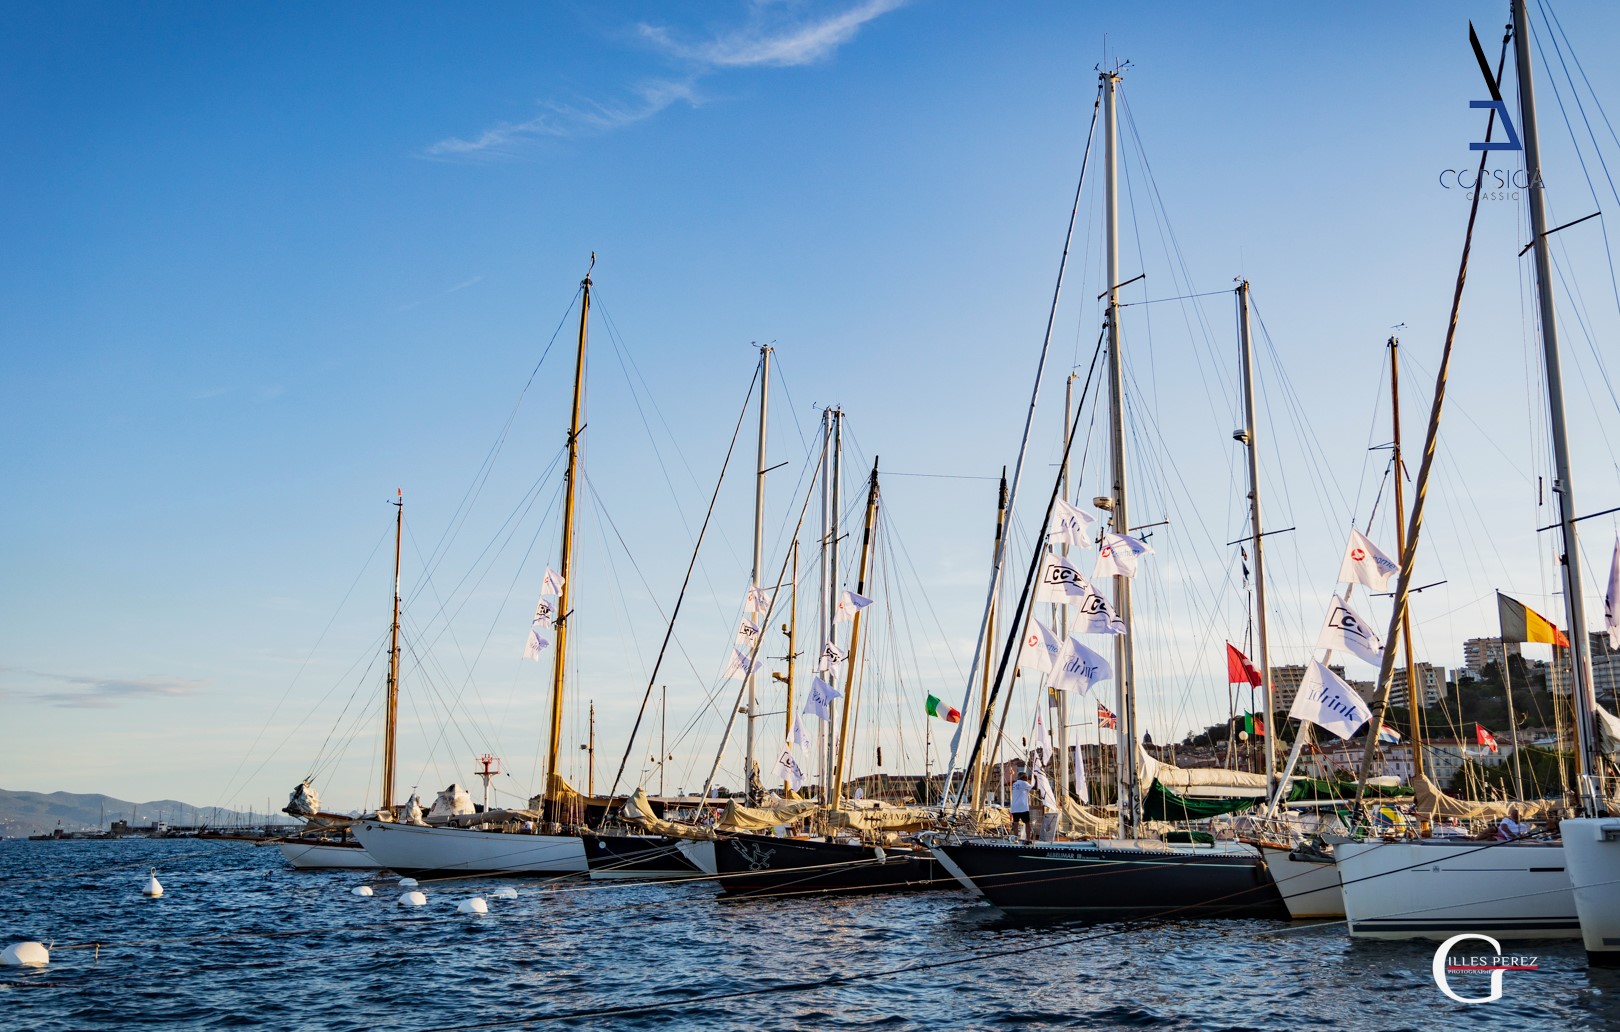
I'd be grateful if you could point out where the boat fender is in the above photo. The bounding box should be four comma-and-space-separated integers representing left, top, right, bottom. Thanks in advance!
351, 886, 374, 897
398, 891, 427, 907
490, 887, 518, 900
398, 877, 419, 888
1, 942, 49, 968
873, 847, 888, 864
456, 897, 488, 915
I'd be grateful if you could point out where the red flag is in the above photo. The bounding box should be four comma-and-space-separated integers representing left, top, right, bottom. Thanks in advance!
1097, 703, 1118, 730
1476, 723, 1499, 754
1226, 643, 1262, 686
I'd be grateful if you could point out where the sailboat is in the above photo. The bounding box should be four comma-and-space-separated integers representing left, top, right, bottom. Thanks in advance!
1335, 2, 1600, 941
271, 490, 411, 871
351, 262, 600, 877
928, 68, 1287, 920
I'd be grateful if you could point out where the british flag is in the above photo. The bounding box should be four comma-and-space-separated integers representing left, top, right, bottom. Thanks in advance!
1098, 703, 1118, 730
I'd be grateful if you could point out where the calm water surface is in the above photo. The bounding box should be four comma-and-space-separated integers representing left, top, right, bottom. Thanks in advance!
2, 839, 1617, 1030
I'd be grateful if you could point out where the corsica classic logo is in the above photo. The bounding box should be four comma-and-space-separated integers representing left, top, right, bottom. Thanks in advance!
1438, 22, 1540, 201
1431, 934, 1539, 1003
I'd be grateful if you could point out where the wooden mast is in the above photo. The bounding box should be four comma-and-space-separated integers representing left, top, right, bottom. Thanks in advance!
775, 541, 799, 795
971, 469, 1009, 812
382, 489, 403, 812
547, 255, 592, 819
745, 344, 771, 802
1388, 336, 1430, 790
831, 458, 879, 809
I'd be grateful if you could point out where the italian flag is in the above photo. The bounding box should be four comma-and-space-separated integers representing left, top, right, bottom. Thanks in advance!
926, 694, 961, 723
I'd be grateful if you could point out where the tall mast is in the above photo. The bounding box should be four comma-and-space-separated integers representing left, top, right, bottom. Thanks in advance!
585, 701, 596, 796
1388, 337, 1429, 788
547, 256, 592, 814
1235, 281, 1277, 796
817, 409, 833, 801
1056, 377, 1075, 802
745, 344, 771, 802
779, 541, 799, 794
1102, 67, 1140, 837
824, 408, 844, 800
383, 489, 403, 812
1512, 0, 1600, 801
832, 459, 879, 808
659, 685, 666, 798
971, 470, 1008, 813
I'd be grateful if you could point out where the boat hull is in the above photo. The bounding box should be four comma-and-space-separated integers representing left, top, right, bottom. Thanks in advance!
930, 838, 1288, 919
1561, 817, 1620, 964
712, 833, 948, 897
275, 840, 382, 870
582, 834, 701, 880
352, 820, 587, 877
1256, 844, 1343, 919
1335, 838, 1577, 940
676, 838, 718, 876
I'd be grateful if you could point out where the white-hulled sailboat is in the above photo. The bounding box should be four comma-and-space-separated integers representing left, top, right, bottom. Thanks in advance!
352, 262, 600, 877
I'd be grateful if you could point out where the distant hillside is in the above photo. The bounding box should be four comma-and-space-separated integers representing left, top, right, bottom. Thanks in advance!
0, 788, 276, 837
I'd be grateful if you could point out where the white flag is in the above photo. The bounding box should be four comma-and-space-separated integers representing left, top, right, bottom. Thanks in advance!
1289, 660, 1372, 740
1316, 593, 1384, 667
1049, 635, 1112, 693
1606, 536, 1620, 650
1034, 551, 1093, 604
1048, 498, 1097, 549
1073, 586, 1127, 635
1032, 704, 1050, 765
734, 617, 762, 650
1019, 619, 1063, 674
1030, 765, 1058, 809
816, 640, 847, 672
743, 584, 771, 615
803, 676, 842, 722
540, 567, 565, 596
772, 744, 804, 790
835, 590, 874, 623
1092, 532, 1153, 581
524, 626, 549, 660
724, 647, 758, 680
790, 714, 812, 752
1338, 529, 1398, 591
532, 597, 554, 630
1071, 727, 1089, 804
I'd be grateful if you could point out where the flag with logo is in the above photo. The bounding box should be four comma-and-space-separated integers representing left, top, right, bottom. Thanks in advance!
1032, 704, 1050, 765
1287, 660, 1371, 740
835, 590, 874, 623
1073, 585, 1127, 635
1019, 619, 1063, 673
1097, 702, 1118, 730
1034, 551, 1093, 604
1476, 723, 1499, 753
1338, 529, 1398, 591
523, 626, 549, 660
743, 584, 771, 615
1048, 498, 1097, 549
540, 567, 565, 596
772, 744, 804, 790
790, 714, 812, 752
1497, 592, 1571, 647
1093, 532, 1153, 581
816, 640, 847, 672
734, 617, 762, 650
723, 647, 758, 680
1606, 536, 1620, 650
532, 597, 554, 630
925, 694, 961, 723
1316, 593, 1384, 667
1226, 643, 1262, 686
1049, 635, 1112, 693
804, 677, 842, 722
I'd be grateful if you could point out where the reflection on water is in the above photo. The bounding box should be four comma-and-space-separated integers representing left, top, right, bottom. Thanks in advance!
0, 839, 1615, 1030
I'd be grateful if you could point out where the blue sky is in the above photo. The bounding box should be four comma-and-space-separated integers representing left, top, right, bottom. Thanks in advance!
4, 1, 1620, 811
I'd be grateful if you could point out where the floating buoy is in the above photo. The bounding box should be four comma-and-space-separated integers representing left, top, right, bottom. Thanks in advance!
397, 877, 419, 889
456, 897, 488, 915
351, 886, 374, 897
1, 941, 49, 968
490, 886, 518, 900
873, 847, 888, 864
142, 869, 164, 898
397, 890, 427, 907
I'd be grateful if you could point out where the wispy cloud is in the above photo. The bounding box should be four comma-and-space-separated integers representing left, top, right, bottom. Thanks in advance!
19, 670, 205, 709
638, 0, 908, 69
397, 274, 485, 311
425, 2, 904, 159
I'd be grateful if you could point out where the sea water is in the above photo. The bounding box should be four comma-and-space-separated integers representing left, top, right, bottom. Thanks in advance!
2, 838, 1617, 1030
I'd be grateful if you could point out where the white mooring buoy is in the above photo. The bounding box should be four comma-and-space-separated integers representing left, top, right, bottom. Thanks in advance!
456, 897, 488, 915
1, 941, 49, 968
397, 890, 427, 907
142, 869, 164, 898
397, 877, 419, 889
351, 885, 374, 897
490, 886, 518, 900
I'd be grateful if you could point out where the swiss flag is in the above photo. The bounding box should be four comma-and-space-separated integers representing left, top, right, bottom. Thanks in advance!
1226, 643, 1262, 686
1476, 723, 1500, 754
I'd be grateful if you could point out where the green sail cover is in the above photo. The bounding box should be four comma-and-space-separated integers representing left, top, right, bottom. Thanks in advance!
1142, 776, 1416, 822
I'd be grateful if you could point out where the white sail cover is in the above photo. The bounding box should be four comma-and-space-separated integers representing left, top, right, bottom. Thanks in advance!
429, 784, 475, 818
285, 781, 321, 817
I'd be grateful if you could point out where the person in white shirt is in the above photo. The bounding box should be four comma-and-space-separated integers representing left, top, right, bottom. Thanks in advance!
1010, 772, 1032, 840
1496, 807, 1528, 840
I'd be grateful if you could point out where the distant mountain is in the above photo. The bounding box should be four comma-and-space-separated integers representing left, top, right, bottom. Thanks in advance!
0, 788, 277, 837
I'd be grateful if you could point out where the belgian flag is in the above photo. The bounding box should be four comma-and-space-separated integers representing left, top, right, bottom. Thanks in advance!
1496, 591, 1571, 647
